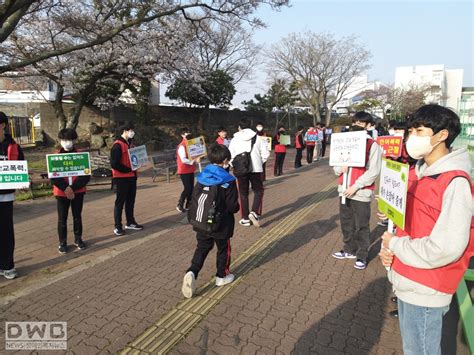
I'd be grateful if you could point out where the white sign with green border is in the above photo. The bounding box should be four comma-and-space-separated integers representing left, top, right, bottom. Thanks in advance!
378, 158, 409, 230
46, 152, 91, 178
0, 160, 29, 189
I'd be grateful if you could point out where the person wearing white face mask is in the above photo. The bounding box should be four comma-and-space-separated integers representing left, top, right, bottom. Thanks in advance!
110, 122, 143, 236
379, 104, 474, 355
50, 128, 90, 254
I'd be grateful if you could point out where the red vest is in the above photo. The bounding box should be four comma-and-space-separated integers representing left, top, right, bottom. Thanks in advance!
305, 128, 318, 146
338, 139, 375, 190
274, 133, 287, 153
52, 149, 87, 197
112, 140, 136, 178
7, 142, 20, 160
216, 137, 224, 145
392, 170, 474, 294
177, 139, 195, 175
295, 133, 303, 149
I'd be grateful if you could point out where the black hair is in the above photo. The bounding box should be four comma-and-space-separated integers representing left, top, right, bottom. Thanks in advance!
352, 111, 373, 124
278, 125, 285, 130
256, 122, 264, 127
180, 127, 191, 135
217, 127, 227, 133
407, 104, 461, 148
58, 128, 78, 140
119, 122, 134, 132
207, 143, 231, 164
238, 118, 252, 130
349, 125, 365, 132
297, 125, 304, 131
391, 121, 407, 131
0, 111, 7, 125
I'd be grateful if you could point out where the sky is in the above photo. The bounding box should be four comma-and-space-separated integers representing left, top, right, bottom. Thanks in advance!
161, 0, 474, 107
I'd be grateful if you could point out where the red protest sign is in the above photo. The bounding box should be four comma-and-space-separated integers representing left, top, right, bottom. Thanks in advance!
377, 136, 403, 158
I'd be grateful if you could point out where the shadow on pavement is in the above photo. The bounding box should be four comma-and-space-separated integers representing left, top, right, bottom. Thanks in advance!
293, 278, 392, 354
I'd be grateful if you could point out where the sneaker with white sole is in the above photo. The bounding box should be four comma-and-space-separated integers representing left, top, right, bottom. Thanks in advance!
216, 273, 235, 287
114, 228, 125, 236
181, 271, 196, 298
125, 223, 144, 230
248, 212, 261, 228
332, 250, 357, 259
354, 259, 367, 270
239, 219, 251, 227
0, 268, 18, 280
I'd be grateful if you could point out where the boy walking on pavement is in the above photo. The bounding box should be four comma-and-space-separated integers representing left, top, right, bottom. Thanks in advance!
182, 144, 240, 298
332, 112, 382, 270
50, 129, 90, 254
110, 123, 144, 236
0, 112, 24, 280
176, 128, 200, 213
256, 122, 267, 181
294, 126, 305, 168
229, 118, 269, 228
379, 105, 474, 355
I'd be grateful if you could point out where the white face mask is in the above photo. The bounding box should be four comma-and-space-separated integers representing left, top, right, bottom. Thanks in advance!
388, 129, 395, 136
256, 126, 263, 132
60, 140, 74, 150
406, 135, 439, 160
127, 131, 135, 139
394, 132, 405, 137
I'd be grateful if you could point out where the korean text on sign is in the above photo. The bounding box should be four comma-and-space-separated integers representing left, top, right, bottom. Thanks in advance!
0, 160, 29, 190
329, 131, 367, 167
186, 136, 207, 159
377, 136, 403, 158
46, 152, 91, 178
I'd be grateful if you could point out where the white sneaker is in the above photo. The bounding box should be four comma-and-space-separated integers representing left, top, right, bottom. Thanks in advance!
239, 219, 251, 227
216, 273, 235, 287
248, 212, 261, 228
181, 271, 196, 299
0, 268, 18, 280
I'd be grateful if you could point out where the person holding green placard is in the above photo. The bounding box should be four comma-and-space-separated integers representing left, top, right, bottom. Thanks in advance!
273, 125, 289, 176
50, 129, 90, 254
0, 112, 25, 280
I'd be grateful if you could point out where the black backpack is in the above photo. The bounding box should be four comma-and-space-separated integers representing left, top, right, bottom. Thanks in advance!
232, 135, 257, 177
187, 183, 224, 234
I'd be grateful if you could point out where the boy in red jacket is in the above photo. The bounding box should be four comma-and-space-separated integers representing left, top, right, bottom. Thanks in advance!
273, 125, 288, 176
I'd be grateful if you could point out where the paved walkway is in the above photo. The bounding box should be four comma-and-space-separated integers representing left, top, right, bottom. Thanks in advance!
0, 150, 469, 354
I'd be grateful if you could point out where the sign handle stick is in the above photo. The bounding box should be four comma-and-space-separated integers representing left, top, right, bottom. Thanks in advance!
341, 172, 347, 205
68, 176, 73, 185
198, 162, 202, 173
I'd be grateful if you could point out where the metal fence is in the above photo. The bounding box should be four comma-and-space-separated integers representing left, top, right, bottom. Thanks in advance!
8, 116, 35, 145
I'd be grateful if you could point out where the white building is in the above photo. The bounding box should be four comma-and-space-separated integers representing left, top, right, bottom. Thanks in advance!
395, 65, 463, 110
331, 75, 385, 115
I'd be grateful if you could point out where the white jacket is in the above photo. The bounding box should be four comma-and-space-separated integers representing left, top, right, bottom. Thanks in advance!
229, 128, 269, 173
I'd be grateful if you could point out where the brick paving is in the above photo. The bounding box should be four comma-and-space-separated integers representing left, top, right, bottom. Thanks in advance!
0, 149, 469, 354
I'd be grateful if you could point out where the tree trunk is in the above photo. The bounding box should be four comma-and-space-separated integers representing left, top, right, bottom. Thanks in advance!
67, 94, 86, 131
325, 104, 332, 127
53, 85, 67, 130
197, 104, 208, 132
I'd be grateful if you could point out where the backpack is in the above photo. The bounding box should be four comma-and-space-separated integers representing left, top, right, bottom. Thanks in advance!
232, 135, 257, 177
187, 183, 224, 234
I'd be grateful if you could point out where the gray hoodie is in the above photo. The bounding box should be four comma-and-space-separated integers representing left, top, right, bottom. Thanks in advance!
388, 148, 473, 307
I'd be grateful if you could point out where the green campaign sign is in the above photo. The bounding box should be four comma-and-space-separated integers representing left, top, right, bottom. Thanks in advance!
46, 152, 91, 178
378, 158, 409, 230
0, 161, 29, 190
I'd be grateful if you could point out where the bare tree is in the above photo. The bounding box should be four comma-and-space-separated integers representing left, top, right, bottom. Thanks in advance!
268, 31, 371, 126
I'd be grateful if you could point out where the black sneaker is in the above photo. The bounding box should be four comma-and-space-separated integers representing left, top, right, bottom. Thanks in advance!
58, 244, 68, 254
176, 205, 186, 213
74, 239, 86, 250
125, 223, 144, 231
114, 227, 125, 236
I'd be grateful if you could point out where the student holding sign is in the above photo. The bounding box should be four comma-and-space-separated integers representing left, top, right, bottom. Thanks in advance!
50, 129, 90, 254
110, 123, 144, 236
331, 113, 382, 270
0, 112, 25, 280
379, 105, 474, 355
273, 126, 289, 176
304, 125, 318, 164
294, 126, 305, 168
176, 128, 199, 213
